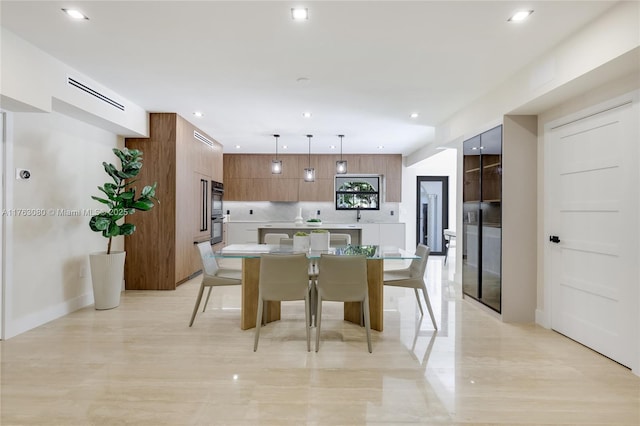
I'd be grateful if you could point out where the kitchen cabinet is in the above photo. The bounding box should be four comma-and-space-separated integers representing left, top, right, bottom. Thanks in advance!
224, 154, 402, 202
124, 113, 223, 290
461, 116, 537, 322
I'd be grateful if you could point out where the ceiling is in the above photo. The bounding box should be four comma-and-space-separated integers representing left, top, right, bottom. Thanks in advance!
0, 1, 618, 155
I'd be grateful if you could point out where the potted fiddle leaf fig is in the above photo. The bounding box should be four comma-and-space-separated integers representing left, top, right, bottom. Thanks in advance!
88, 147, 158, 309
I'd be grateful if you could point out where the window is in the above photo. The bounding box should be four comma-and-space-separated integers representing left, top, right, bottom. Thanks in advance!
335, 176, 380, 210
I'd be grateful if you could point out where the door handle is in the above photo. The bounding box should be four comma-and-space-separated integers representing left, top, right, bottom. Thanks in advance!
549, 235, 561, 243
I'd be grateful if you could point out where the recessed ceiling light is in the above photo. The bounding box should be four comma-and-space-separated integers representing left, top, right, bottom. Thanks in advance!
291, 8, 309, 21
410, 113, 419, 118
508, 10, 533, 22
377, 145, 384, 150
235, 145, 241, 149
282, 145, 288, 149
302, 112, 312, 118
62, 9, 89, 20
193, 111, 204, 117
330, 145, 336, 150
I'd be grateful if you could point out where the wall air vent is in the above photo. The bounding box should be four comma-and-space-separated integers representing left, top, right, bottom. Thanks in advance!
66, 76, 125, 111
194, 130, 213, 148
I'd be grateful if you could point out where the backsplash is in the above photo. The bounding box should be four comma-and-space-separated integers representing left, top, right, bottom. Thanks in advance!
224, 201, 400, 223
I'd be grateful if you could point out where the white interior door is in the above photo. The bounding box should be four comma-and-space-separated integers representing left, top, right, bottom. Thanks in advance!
0, 112, 4, 338
546, 96, 638, 368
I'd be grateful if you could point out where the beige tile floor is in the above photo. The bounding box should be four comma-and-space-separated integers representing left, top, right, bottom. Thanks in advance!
1, 254, 639, 425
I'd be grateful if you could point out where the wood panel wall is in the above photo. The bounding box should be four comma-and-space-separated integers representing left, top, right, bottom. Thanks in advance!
125, 113, 177, 290
125, 113, 223, 290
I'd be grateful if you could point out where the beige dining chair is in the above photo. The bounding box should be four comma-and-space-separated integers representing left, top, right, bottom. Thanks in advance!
254, 253, 312, 351
329, 233, 351, 247
279, 238, 293, 246
264, 233, 289, 244
190, 242, 242, 327
383, 244, 437, 330
315, 254, 372, 353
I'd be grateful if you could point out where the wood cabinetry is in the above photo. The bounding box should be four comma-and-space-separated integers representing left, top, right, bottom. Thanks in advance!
124, 113, 223, 290
224, 154, 402, 202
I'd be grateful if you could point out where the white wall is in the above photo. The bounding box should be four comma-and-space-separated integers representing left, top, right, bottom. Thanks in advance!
404, 1, 639, 322
4, 111, 123, 338
0, 26, 151, 338
400, 148, 457, 268
0, 27, 148, 137
406, 0, 640, 166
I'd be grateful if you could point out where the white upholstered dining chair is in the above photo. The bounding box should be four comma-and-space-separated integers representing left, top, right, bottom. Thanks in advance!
315, 254, 372, 353
264, 233, 289, 244
329, 233, 351, 247
254, 253, 312, 351
190, 242, 242, 327
383, 244, 437, 330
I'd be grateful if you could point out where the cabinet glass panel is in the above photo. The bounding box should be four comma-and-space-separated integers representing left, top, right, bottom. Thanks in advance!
463, 135, 481, 300
462, 125, 502, 313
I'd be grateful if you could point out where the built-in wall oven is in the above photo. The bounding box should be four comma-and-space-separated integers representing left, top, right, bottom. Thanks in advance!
211, 181, 224, 245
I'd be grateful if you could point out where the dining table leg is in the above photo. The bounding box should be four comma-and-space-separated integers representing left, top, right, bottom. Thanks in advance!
344, 258, 384, 332
240, 257, 281, 330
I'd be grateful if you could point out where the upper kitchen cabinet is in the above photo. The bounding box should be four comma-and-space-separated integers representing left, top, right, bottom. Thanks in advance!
225, 154, 299, 201
125, 113, 224, 290
224, 154, 402, 202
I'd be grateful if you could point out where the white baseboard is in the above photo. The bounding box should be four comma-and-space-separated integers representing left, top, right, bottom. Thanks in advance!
4, 293, 95, 339
535, 308, 550, 329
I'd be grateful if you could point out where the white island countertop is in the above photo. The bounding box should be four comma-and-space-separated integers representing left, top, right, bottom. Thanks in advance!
258, 222, 362, 229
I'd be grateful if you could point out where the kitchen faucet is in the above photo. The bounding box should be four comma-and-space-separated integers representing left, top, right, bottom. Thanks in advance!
356, 208, 361, 223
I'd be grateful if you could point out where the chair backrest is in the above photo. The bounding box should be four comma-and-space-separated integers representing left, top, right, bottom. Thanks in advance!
329, 233, 351, 247
196, 242, 219, 276
409, 244, 430, 278
264, 233, 289, 244
317, 254, 368, 301
279, 238, 293, 246
259, 253, 310, 301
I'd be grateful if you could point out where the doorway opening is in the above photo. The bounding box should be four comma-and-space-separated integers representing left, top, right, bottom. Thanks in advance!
416, 176, 448, 255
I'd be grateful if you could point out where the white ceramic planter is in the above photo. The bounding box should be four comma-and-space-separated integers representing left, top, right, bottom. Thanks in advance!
89, 251, 126, 310
310, 231, 330, 251
293, 235, 310, 252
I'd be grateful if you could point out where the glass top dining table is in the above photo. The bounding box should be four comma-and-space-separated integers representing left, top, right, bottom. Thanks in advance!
216, 244, 418, 260
214, 244, 418, 332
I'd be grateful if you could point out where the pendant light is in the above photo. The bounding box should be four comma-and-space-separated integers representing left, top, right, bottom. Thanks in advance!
271, 134, 282, 174
303, 134, 315, 182
336, 134, 347, 174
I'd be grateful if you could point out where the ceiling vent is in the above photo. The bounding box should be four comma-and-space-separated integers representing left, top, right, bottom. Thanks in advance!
194, 130, 213, 148
67, 76, 125, 111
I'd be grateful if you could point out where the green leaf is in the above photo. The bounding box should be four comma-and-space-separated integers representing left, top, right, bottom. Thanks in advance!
118, 190, 135, 200
103, 162, 121, 183
120, 223, 136, 235
106, 222, 120, 237
89, 216, 111, 232
132, 199, 154, 211
91, 195, 112, 205
141, 183, 157, 198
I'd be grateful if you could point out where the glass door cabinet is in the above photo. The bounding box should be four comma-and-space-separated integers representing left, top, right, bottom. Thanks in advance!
462, 125, 502, 312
